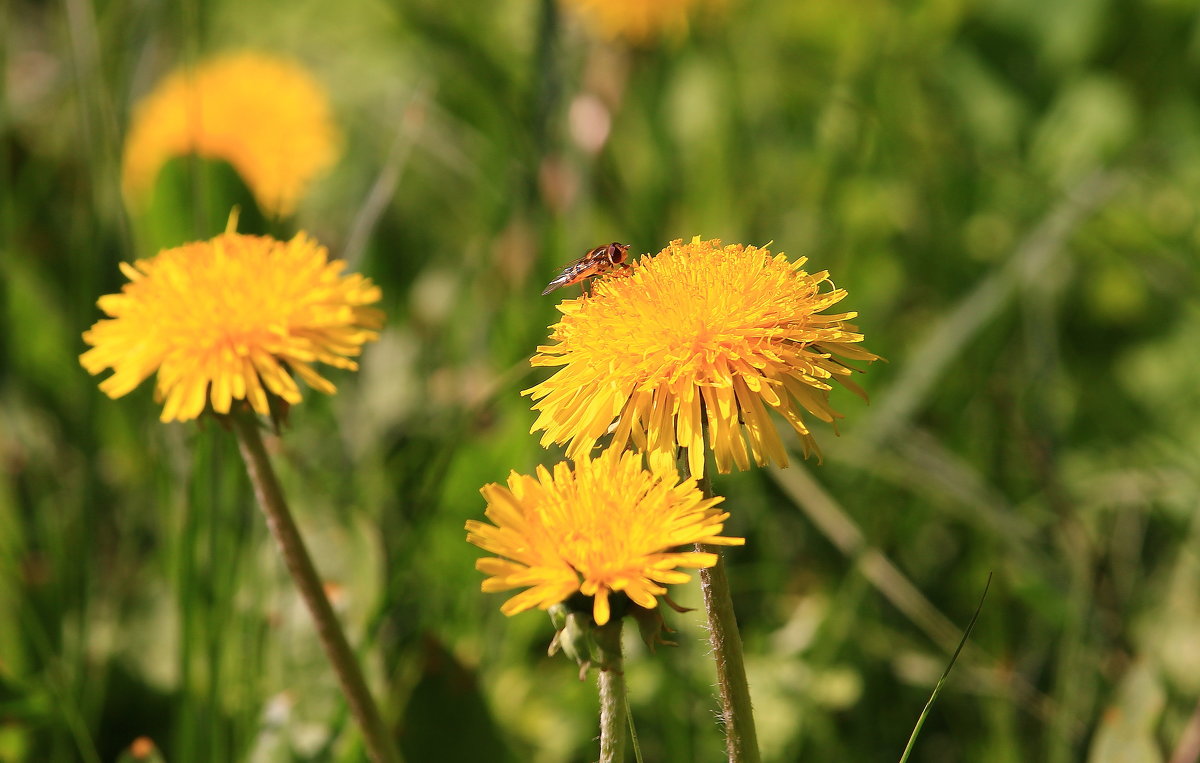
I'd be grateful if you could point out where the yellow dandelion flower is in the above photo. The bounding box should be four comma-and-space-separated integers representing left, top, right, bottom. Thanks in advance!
526, 237, 879, 477
80, 226, 383, 422
121, 52, 340, 217
559, 0, 724, 43
466, 448, 743, 626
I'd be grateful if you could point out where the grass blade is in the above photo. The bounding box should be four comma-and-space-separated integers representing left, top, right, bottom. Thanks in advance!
899, 573, 993, 763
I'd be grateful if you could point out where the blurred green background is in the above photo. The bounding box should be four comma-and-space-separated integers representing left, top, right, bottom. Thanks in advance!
3, 0, 1200, 760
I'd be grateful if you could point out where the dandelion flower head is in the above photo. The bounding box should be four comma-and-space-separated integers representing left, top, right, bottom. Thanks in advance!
80, 226, 383, 422
466, 448, 743, 626
526, 237, 878, 476
559, 0, 724, 44
121, 52, 340, 217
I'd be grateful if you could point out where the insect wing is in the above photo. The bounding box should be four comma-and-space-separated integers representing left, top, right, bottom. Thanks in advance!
541, 246, 608, 295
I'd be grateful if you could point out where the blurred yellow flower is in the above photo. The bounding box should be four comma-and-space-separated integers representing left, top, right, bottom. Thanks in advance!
466, 448, 742, 626
121, 52, 340, 217
80, 226, 383, 422
527, 237, 878, 476
559, 0, 723, 43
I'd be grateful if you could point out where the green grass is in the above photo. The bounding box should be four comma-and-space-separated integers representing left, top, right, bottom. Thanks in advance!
4, 0, 1200, 760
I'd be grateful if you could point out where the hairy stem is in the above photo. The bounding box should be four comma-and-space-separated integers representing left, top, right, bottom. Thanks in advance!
683, 451, 760, 763
597, 621, 628, 763
231, 413, 400, 763
696, 544, 761, 763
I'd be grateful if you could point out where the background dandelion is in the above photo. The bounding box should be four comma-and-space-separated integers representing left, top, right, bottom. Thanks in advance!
121, 52, 340, 218
556, 0, 725, 44
5, 0, 1200, 760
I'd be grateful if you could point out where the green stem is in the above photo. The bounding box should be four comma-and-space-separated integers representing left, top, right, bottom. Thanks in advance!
596, 621, 627, 763
230, 413, 401, 763
688, 459, 761, 763
696, 549, 761, 763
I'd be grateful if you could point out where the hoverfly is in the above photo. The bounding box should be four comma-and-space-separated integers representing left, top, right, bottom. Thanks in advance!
541, 242, 631, 296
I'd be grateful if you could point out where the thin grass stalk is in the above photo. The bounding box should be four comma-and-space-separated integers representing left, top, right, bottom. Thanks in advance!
176, 439, 200, 762
627, 688, 644, 763
898, 574, 991, 763
230, 413, 400, 763
681, 450, 761, 763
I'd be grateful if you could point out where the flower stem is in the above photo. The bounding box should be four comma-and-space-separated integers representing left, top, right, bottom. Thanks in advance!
696, 548, 761, 763
230, 413, 401, 763
686, 457, 761, 763
595, 621, 627, 763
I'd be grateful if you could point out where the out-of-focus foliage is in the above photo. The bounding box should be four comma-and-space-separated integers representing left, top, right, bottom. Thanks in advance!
2, 0, 1199, 760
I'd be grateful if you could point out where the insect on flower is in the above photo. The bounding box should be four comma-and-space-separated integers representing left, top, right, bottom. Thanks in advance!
541, 242, 631, 296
